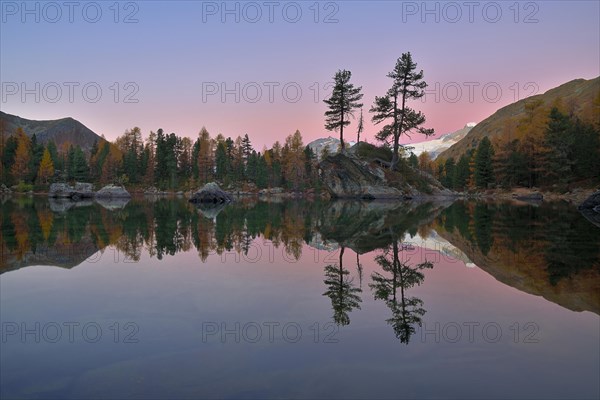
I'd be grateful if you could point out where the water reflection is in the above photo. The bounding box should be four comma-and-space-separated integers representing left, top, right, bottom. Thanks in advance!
323, 247, 362, 326
370, 241, 433, 344
431, 200, 600, 314
1, 196, 599, 317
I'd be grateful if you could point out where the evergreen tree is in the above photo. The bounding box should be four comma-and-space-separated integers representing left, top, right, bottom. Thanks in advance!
197, 127, 213, 184
72, 146, 89, 181
215, 140, 228, 181
46, 140, 59, 171
166, 133, 179, 189
192, 138, 200, 181
494, 139, 528, 188
255, 153, 268, 189
571, 119, 600, 180
154, 129, 167, 186
453, 154, 470, 190
324, 70, 364, 152
241, 134, 253, 164
408, 152, 418, 169
356, 108, 364, 143
544, 107, 575, 185
370, 52, 433, 170
304, 145, 315, 178
442, 158, 455, 188
246, 150, 258, 183
474, 137, 495, 188
28, 134, 45, 182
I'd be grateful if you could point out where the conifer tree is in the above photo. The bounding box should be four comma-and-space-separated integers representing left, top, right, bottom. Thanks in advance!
324, 70, 363, 152
370, 52, 433, 170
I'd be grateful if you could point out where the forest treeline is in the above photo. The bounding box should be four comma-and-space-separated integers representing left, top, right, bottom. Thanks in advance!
431, 100, 600, 191
0, 125, 322, 192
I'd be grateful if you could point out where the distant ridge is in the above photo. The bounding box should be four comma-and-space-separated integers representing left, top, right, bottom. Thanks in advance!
0, 111, 103, 151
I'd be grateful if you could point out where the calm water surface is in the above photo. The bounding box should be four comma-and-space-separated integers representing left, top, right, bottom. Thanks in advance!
1, 196, 599, 399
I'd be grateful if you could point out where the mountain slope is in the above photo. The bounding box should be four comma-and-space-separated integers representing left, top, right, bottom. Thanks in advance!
438, 77, 600, 161
0, 111, 103, 151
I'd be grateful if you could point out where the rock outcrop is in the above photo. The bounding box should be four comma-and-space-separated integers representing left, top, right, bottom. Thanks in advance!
189, 182, 233, 204
48, 182, 94, 200
95, 185, 131, 198
319, 153, 404, 199
578, 190, 600, 228
318, 152, 450, 199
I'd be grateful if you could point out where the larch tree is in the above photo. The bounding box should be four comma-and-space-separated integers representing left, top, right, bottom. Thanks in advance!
323, 70, 363, 152
418, 151, 432, 173
37, 147, 55, 184
370, 52, 433, 170
11, 127, 31, 182
283, 130, 306, 190
516, 99, 549, 187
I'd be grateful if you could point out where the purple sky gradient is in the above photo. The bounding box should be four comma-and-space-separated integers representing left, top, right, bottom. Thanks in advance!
1, 1, 599, 148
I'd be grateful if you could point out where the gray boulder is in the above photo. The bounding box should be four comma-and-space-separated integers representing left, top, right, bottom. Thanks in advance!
0, 184, 11, 194
95, 184, 131, 199
49, 182, 94, 200
579, 190, 600, 210
189, 182, 233, 204
578, 190, 600, 228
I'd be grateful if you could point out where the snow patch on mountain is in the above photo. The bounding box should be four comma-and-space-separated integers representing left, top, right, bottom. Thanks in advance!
406, 123, 476, 159
307, 136, 356, 160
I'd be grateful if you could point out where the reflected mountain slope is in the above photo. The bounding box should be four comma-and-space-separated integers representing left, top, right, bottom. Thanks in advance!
432, 200, 600, 314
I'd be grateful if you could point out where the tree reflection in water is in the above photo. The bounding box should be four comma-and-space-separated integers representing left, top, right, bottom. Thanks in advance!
323, 247, 362, 326
370, 241, 433, 344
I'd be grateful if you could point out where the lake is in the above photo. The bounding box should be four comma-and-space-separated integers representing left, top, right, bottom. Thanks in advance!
1, 196, 599, 399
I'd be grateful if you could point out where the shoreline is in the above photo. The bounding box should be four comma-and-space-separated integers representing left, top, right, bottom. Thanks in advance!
2, 186, 597, 206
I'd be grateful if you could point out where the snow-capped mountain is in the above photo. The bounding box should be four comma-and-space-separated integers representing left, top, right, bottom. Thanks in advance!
307, 136, 356, 160
406, 123, 476, 159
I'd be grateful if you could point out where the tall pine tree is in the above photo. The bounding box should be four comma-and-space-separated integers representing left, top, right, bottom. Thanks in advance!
324, 70, 363, 152
370, 52, 433, 170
